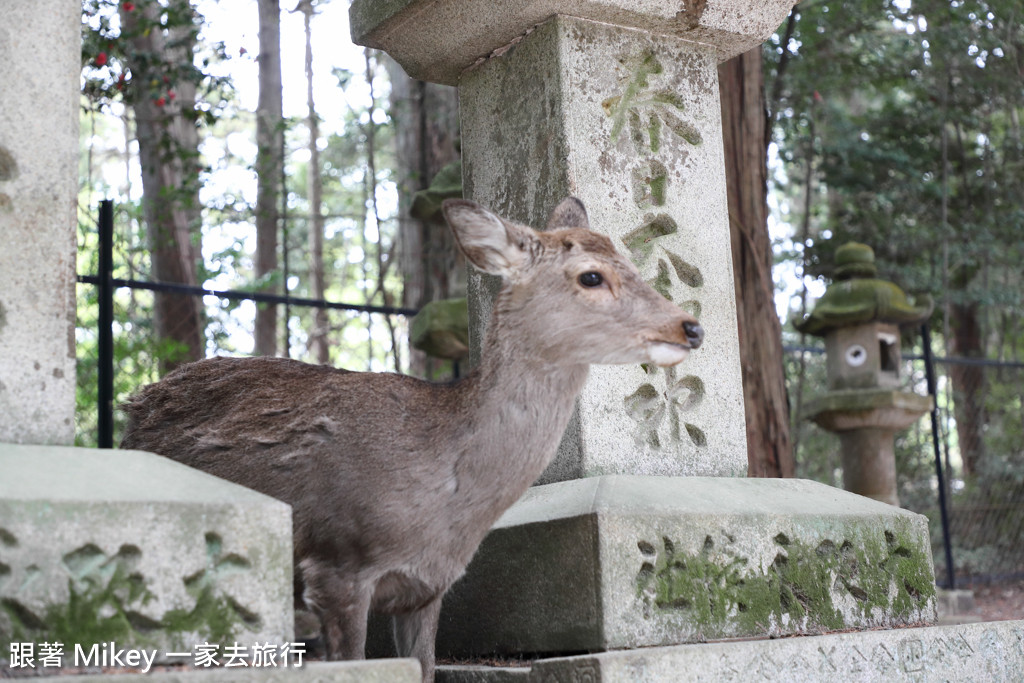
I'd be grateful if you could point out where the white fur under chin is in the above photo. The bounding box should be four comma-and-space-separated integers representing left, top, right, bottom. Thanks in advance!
647, 342, 690, 366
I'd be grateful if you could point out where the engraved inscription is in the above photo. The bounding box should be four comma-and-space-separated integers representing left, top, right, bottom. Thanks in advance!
632, 159, 669, 208
898, 638, 924, 673
605, 47, 710, 451
818, 645, 838, 672
625, 367, 706, 448
0, 531, 260, 642
603, 50, 702, 153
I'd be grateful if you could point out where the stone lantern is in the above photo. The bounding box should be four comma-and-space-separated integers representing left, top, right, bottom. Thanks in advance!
795, 243, 934, 506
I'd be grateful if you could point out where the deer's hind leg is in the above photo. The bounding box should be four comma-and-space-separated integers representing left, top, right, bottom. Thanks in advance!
299, 559, 372, 661
393, 595, 443, 683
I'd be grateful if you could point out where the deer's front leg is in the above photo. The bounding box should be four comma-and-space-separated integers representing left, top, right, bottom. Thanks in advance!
392, 595, 443, 682
301, 560, 372, 660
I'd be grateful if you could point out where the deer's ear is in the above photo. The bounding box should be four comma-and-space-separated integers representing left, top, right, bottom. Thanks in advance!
443, 199, 537, 278
546, 197, 589, 230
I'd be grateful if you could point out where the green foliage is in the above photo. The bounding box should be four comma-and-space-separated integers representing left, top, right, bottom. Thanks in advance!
81, 0, 229, 121
768, 0, 1023, 312
77, 10, 411, 444
772, 1, 1024, 506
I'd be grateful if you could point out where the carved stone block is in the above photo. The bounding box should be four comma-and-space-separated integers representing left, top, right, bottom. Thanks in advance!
458, 15, 747, 480
529, 619, 1024, 682
0, 443, 294, 658
350, 0, 796, 85
436, 476, 937, 657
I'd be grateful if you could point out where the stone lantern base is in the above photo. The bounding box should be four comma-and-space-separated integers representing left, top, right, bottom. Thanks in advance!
806, 389, 932, 506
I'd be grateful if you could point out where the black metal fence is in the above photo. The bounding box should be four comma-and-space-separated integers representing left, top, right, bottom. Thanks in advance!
75, 200, 418, 449
787, 335, 1024, 588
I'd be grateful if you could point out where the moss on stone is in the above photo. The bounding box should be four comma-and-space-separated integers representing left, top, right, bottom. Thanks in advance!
16, 562, 160, 648
6, 536, 256, 650
637, 523, 934, 637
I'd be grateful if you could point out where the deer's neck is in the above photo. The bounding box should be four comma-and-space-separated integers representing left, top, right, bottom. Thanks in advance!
451, 307, 588, 517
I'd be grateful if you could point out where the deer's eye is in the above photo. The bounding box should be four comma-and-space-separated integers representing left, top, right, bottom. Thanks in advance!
578, 272, 603, 288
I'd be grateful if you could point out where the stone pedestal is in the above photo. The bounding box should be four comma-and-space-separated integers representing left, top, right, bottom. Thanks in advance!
501, 619, 1024, 683
0, 444, 294, 656
807, 389, 933, 507
0, 0, 80, 445
436, 476, 936, 657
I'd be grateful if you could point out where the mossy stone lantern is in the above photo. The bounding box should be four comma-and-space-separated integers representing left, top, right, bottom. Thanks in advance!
795, 243, 934, 506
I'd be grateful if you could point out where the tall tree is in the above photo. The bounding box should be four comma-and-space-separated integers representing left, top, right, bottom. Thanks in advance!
719, 47, 794, 477
255, 0, 283, 356
119, 0, 204, 371
297, 0, 328, 363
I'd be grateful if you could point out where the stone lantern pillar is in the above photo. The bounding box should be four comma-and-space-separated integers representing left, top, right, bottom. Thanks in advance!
351, 0, 940, 669
796, 242, 934, 506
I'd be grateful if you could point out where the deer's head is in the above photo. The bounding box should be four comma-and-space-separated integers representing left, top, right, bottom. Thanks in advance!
442, 197, 703, 368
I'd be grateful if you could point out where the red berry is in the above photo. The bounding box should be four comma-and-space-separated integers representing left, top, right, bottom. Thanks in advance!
123, 1, 135, 10
95, 52, 108, 66
156, 96, 166, 107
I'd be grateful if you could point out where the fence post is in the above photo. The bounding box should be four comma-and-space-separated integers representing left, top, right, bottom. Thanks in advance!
97, 200, 115, 448
922, 322, 955, 588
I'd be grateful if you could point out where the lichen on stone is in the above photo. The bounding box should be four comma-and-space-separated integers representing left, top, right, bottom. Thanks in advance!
635, 524, 935, 638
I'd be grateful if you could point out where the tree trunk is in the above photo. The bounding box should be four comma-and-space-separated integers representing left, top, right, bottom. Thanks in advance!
949, 301, 987, 476
121, 0, 203, 373
299, 0, 328, 364
385, 59, 460, 378
255, 0, 283, 356
718, 47, 794, 477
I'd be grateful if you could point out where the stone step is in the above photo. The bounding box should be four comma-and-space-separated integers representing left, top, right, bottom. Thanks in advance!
436, 620, 1024, 682
437, 475, 937, 657
30, 660, 421, 682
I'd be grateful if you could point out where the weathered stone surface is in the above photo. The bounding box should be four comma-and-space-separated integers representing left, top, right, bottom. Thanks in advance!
350, 0, 796, 85
0, 0, 80, 445
437, 665, 531, 683
531, 620, 1024, 682
794, 242, 934, 338
806, 388, 932, 432
437, 476, 936, 657
0, 444, 294, 656
460, 15, 747, 481
27, 660, 422, 682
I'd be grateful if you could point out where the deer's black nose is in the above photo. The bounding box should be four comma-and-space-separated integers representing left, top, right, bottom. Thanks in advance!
683, 321, 704, 349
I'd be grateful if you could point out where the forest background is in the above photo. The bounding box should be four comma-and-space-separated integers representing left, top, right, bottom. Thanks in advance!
76, 0, 1023, 581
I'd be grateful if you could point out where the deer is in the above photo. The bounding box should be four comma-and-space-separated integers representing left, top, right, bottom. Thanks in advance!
120, 197, 703, 682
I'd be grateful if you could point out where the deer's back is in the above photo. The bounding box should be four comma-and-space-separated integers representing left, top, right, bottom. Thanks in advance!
121, 356, 467, 579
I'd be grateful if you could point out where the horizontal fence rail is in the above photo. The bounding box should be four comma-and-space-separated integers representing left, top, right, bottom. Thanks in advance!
76, 274, 420, 318
76, 200, 419, 450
